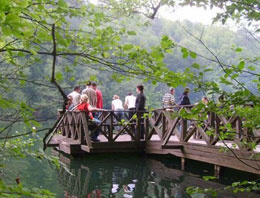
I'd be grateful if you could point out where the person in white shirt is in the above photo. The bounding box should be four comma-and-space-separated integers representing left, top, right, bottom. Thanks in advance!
112, 95, 124, 131
67, 86, 81, 106
124, 92, 136, 119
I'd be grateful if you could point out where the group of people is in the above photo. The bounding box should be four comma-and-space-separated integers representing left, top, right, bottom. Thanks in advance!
66, 82, 146, 141
162, 87, 192, 111
162, 86, 210, 111
66, 81, 208, 141
66, 81, 103, 111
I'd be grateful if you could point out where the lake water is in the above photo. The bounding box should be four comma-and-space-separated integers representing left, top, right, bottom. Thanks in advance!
12, 150, 259, 198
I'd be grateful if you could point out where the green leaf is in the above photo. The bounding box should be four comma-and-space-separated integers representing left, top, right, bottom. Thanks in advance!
70, 76, 75, 81
189, 51, 197, 59
89, 75, 97, 82
2, 26, 12, 36
137, 64, 145, 70
94, 21, 100, 27
152, 80, 157, 85
30, 49, 38, 56
38, 31, 51, 41
235, 47, 242, 52
248, 66, 256, 71
30, 120, 41, 128
64, 66, 72, 73
17, 0, 28, 8
123, 44, 134, 51
101, 52, 110, 58
204, 68, 213, 72
5, 13, 20, 23
58, 0, 67, 7
226, 123, 232, 129
181, 48, 188, 59
203, 176, 216, 181
220, 77, 233, 85
238, 61, 245, 70
160, 35, 173, 50
192, 63, 200, 69
151, 49, 164, 60
18, 52, 25, 57
20, 79, 26, 86
127, 31, 136, 36
55, 72, 63, 81
231, 73, 239, 79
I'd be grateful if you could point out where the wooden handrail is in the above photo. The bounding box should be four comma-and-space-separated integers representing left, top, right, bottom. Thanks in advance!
50, 108, 260, 153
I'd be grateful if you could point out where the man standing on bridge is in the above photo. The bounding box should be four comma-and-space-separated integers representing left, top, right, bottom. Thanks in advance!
92, 82, 103, 109
135, 84, 146, 139
82, 81, 97, 108
124, 92, 136, 119
162, 87, 176, 111
67, 86, 81, 107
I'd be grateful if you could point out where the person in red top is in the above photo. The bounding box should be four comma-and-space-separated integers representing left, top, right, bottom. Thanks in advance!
92, 82, 103, 108
77, 94, 101, 141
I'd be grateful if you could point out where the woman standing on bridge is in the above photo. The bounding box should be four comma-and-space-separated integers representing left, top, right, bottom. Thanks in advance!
178, 87, 191, 106
77, 94, 101, 141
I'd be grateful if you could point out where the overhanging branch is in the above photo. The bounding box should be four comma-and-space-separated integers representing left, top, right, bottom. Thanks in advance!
50, 24, 67, 108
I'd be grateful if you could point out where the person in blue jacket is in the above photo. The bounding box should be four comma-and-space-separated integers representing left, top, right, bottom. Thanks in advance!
178, 87, 191, 105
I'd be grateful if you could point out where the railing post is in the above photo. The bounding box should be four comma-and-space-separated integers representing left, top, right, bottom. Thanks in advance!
162, 112, 166, 138
181, 158, 185, 171
100, 111, 105, 133
145, 116, 149, 141
80, 112, 92, 148
214, 165, 221, 179
109, 112, 113, 142
136, 116, 141, 142
80, 117, 85, 144
181, 118, 187, 142
66, 111, 73, 138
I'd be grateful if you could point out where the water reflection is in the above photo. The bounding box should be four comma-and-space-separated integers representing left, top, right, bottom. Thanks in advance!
54, 152, 254, 198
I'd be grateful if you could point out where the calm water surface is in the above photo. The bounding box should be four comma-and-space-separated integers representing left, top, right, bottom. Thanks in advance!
13, 151, 259, 198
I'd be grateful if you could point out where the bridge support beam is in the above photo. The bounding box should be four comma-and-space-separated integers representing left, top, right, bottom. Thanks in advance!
214, 165, 221, 179
181, 157, 185, 171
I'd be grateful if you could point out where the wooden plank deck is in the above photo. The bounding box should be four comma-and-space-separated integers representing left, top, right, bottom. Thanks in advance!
49, 133, 260, 152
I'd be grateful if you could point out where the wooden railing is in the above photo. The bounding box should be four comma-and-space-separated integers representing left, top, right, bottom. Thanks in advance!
46, 107, 260, 153
46, 109, 150, 148
147, 106, 260, 152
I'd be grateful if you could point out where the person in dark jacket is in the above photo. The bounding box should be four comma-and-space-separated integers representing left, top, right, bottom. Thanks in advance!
135, 84, 146, 139
178, 87, 191, 133
178, 87, 191, 105
135, 85, 146, 111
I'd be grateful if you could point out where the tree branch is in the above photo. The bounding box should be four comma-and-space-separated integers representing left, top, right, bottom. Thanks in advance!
0, 127, 50, 140
220, 137, 260, 171
50, 24, 67, 113
177, 22, 257, 94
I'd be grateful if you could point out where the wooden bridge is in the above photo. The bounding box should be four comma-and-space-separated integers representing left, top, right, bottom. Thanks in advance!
45, 107, 260, 175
